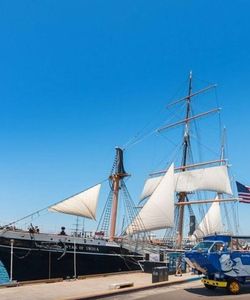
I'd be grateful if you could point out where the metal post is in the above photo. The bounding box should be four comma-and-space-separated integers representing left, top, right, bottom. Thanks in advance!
10, 239, 14, 282
48, 251, 51, 279
73, 236, 77, 279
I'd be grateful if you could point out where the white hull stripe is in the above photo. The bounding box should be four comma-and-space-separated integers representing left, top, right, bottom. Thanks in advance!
0, 244, 142, 258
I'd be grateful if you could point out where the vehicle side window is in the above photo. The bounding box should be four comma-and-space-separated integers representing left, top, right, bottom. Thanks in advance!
210, 242, 224, 252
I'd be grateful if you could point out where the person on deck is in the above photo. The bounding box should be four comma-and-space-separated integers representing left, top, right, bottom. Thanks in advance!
60, 226, 67, 235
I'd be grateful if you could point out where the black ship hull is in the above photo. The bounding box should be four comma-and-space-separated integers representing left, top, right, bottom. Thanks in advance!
0, 233, 142, 282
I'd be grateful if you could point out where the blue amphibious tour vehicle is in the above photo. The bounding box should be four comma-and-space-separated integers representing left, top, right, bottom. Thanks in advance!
185, 235, 250, 294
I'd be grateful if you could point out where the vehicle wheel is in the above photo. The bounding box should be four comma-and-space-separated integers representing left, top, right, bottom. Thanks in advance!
204, 283, 216, 290
227, 280, 240, 295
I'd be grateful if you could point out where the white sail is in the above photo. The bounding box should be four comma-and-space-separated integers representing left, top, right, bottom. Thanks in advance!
140, 176, 163, 201
192, 197, 223, 239
126, 164, 174, 234
49, 184, 101, 219
140, 165, 232, 201
175, 165, 232, 195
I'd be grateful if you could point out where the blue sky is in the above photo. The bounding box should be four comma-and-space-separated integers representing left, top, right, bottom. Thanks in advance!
0, 1, 250, 234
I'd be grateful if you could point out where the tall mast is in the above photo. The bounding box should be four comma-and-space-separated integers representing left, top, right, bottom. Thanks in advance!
176, 71, 192, 248
220, 127, 226, 161
155, 72, 219, 247
109, 147, 129, 241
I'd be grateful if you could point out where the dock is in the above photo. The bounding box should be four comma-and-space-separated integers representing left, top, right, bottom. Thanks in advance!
0, 271, 201, 300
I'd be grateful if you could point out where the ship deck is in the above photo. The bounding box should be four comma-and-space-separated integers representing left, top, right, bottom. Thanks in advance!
0, 271, 200, 300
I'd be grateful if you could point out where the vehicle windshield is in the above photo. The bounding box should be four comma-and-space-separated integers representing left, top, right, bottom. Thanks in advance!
193, 241, 214, 251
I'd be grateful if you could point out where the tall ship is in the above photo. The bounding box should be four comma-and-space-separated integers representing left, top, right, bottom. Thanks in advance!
0, 72, 242, 282
126, 72, 239, 250
0, 148, 145, 282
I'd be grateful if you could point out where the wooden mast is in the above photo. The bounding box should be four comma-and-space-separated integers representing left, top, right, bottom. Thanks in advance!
109, 147, 128, 241
176, 71, 192, 249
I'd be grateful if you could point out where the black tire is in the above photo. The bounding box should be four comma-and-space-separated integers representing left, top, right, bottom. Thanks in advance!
227, 280, 241, 295
204, 283, 217, 290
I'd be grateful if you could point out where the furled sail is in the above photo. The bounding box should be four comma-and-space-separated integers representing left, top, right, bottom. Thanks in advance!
49, 184, 101, 219
126, 164, 174, 234
192, 197, 223, 239
140, 165, 232, 201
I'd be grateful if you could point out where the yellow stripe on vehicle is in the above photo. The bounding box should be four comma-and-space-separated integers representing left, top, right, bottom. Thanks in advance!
201, 278, 227, 288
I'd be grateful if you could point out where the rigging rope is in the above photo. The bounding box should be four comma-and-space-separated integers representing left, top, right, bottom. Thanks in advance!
4, 178, 108, 229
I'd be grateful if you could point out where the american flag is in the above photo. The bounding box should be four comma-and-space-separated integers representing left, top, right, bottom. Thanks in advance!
236, 181, 250, 203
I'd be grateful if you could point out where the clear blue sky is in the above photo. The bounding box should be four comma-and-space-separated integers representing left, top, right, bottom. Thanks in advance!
0, 1, 249, 234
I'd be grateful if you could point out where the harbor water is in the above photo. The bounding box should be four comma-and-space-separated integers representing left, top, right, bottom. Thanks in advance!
0, 261, 9, 284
